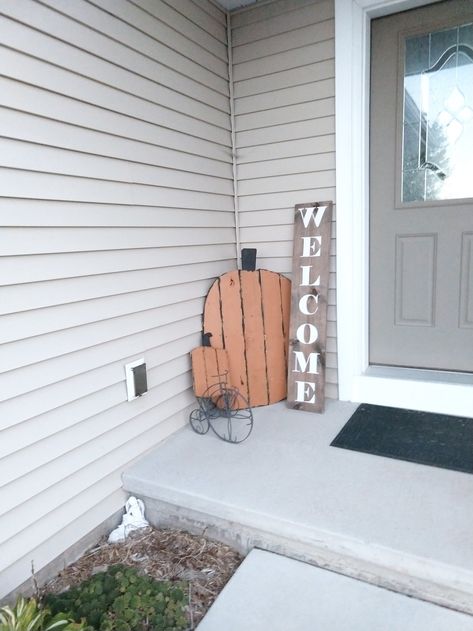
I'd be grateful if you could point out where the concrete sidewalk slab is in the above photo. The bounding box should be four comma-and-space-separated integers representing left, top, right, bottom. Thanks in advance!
197, 549, 473, 631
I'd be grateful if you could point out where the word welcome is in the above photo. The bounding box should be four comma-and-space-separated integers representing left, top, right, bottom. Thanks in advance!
287, 201, 333, 413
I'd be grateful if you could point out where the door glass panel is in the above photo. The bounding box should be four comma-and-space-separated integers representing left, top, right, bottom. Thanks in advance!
402, 22, 473, 202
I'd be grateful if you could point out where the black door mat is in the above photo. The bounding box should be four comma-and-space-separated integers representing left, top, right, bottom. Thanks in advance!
331, 403, 473, 474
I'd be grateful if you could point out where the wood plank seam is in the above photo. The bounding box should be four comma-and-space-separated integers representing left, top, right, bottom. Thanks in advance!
258, 269, 272, 405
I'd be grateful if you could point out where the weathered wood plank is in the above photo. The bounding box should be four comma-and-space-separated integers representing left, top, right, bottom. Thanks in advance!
240, 270, 269, 407
191, 347, 207, 397
280, 272, 291, 363
260, 270, 288, 403
218, 270, 249, 402
203, 279, 224, 349
287, 201, 333, 413
203, 347, 220, 388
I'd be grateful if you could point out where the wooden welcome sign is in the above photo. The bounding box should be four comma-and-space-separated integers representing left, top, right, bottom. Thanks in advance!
287, 201, 333, 412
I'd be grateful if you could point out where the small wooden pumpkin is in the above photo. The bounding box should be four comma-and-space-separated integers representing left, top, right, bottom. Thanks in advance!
190, 334, 230, 398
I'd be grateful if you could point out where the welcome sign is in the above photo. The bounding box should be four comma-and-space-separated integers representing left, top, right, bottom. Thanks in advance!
287, 201, 333, 413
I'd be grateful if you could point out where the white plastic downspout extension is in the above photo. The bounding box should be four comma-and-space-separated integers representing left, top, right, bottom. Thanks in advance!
227, 11, 241, 269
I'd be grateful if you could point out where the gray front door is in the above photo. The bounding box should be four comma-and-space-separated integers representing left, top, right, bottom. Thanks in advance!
370, 1, 473, 372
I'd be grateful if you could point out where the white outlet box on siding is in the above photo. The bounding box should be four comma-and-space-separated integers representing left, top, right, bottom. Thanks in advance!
125, 358, 146, 402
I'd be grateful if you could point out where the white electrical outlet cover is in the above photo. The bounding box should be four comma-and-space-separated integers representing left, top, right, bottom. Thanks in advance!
125, 358, 145, 401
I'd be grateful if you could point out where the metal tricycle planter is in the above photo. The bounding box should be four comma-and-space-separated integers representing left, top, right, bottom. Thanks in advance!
189, 371, 253, 444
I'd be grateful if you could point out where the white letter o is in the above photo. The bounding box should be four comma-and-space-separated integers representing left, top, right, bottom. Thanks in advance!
296, 323, 318, 344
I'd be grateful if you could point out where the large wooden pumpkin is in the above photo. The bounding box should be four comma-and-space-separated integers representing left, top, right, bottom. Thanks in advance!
203, 268, 291, 407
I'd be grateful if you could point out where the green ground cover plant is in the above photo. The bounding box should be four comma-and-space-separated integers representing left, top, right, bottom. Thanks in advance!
44, 565, 187, 631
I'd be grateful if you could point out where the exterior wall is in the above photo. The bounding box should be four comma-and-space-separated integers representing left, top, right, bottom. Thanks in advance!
0, 0, 235, 598
232, 0, 338, 398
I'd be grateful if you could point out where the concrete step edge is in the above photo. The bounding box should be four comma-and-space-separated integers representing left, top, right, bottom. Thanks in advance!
122, 477, 473, 615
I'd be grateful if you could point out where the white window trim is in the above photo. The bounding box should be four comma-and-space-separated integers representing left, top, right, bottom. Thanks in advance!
335, 0, 473, 417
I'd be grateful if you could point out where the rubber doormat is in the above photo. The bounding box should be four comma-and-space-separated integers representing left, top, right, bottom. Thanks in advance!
331, 403, 473, 474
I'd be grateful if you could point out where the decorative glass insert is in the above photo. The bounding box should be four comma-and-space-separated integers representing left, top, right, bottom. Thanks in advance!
402, 22, 473, 202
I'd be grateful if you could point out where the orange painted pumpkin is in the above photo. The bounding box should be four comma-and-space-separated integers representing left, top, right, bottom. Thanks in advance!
203, 269, 291, 407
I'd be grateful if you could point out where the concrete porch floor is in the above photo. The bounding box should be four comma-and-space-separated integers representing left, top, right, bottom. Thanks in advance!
123, 400, 473, 614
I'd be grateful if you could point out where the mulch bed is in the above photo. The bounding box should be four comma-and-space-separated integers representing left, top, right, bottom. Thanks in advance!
42, 527, 243, 629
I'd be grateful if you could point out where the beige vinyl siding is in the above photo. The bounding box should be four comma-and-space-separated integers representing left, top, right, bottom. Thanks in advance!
232, 0, 338, 398
0, 0, 234, 598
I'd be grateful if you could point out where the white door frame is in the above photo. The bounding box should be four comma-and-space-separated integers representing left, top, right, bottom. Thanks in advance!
335, 0, 473, 417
